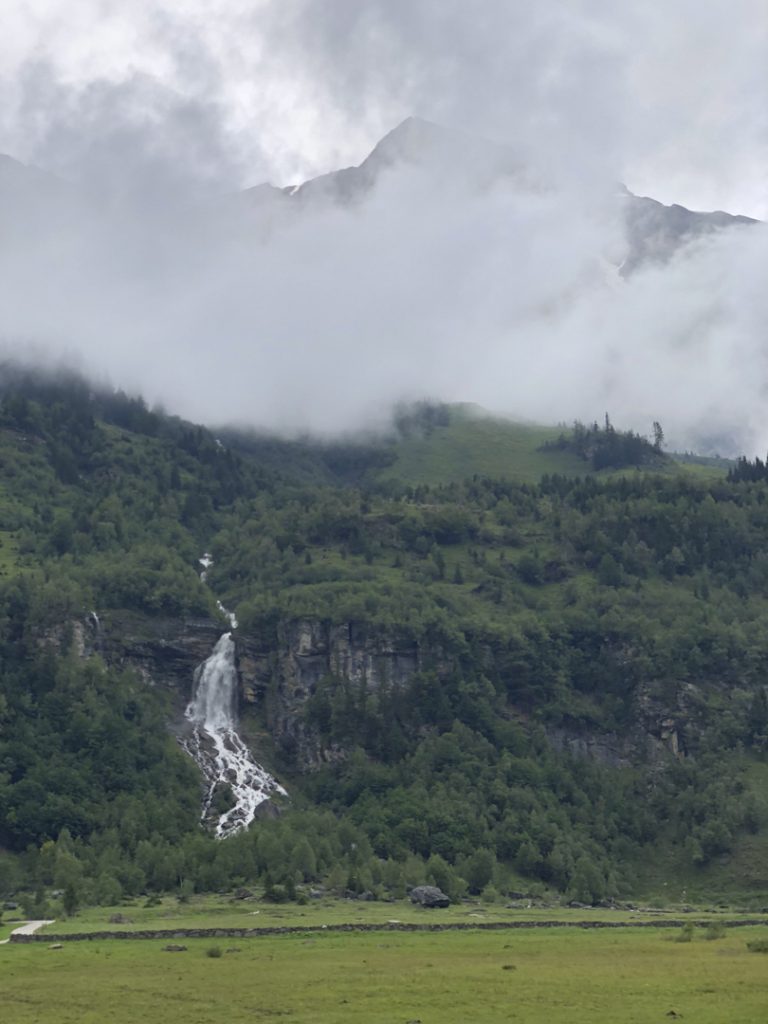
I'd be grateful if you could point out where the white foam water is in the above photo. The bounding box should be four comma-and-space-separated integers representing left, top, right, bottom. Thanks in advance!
199, 552, 213, 582
180, 556, 285, 837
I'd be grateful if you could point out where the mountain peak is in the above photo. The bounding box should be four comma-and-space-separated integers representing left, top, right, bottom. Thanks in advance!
0, 152, 36, 180
363, 116, 455, 166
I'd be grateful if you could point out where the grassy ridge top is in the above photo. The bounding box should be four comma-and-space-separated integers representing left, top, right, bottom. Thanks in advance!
379, 411, 583, 484
374, 406, 730, 486
4, 924, 768, 1024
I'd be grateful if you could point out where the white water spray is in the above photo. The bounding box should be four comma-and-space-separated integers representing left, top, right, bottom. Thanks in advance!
180, 556, 285, 837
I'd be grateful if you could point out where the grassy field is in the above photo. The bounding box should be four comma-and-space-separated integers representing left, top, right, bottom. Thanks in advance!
379, 412, 585, 485
0, 917, 25, 942
376, 407, 730, 486
30, 898, 646, 934
2, 924, 767, 1023
31, 894, 764, 936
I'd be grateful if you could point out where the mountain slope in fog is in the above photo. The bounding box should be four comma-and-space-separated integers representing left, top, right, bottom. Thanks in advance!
240, 116, 758, 271
1, 116, 755, 272
0, 118, 763, 450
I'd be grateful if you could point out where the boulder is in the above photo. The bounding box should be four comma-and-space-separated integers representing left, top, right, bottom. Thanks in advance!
162, 944, 188, 952
108, 913, 132, 924
409, 886, 450, 909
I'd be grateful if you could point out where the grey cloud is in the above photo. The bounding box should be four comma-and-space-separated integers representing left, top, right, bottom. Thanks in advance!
0, 2, 765, 456
2, 2, 764, 210
4, 55, 260, 201
0, 133, 764, 454
248, 0, 767, 214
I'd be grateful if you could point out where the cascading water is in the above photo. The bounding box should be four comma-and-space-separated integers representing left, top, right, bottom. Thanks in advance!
180, 554, 286, 838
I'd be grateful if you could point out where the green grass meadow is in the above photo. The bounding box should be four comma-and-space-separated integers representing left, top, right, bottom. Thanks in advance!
379, 413, 584, 485
27, 893, 762, 935
0, 917, 24, 942
375, 408, 730, 486
3, 925, 767, 1024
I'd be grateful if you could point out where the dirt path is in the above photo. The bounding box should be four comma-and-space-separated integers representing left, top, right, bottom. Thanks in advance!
0, 920, 55, 945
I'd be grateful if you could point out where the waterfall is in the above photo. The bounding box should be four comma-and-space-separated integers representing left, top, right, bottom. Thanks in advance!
180, 557, 286, 838
186, 634, 239, 734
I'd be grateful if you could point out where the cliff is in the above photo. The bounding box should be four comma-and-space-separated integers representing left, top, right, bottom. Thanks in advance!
53, 610, 697, 777
237, 619, 430, 770
81, 610, 222, 712
236, 617, 695, 773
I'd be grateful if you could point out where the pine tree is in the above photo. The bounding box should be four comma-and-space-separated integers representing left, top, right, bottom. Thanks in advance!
652, 421, 665, 452
63, 883, 79, 918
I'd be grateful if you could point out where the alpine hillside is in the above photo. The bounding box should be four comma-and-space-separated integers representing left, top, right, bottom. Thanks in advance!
0, 365, 767, 914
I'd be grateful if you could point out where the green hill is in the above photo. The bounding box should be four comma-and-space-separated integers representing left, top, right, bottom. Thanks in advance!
376, 405, 731, 486
377, 407, 584, 484
0, 367, 765, 915
220, 403, 731, 490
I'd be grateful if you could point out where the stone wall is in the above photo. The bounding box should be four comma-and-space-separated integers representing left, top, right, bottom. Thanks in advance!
12, 917, 768, 943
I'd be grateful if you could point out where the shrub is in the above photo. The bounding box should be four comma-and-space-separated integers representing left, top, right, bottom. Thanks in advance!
704, 922, 726, 940
746, 938, 768, 953
177, 880, 194, 904
206, 946, 223, 958
481, 884, 501, 904
674, 923, 695, 943
262, 883, 290, 903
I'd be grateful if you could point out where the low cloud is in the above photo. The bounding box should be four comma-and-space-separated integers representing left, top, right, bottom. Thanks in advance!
0, 137, 765, 454
0, 2, 765, 454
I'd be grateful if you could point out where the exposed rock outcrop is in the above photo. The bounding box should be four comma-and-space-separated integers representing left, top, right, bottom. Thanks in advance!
544, 680, 708, 768
237, 619, 433, 770
97, 611, 222, 707
54, 609, 712, 778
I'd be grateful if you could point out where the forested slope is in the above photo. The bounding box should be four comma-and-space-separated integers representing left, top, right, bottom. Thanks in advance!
0, 366, 766, 913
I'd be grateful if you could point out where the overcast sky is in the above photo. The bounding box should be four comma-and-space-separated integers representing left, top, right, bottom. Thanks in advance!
1, 0, 765, 216
0, 2, 766, 453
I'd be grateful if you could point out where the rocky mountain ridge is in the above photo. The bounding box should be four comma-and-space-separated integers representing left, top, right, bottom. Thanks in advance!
240, 116, 758, 271
1, 117, 758, 275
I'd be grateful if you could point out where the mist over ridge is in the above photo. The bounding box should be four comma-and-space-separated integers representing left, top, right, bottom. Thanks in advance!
0, 114, 764, 456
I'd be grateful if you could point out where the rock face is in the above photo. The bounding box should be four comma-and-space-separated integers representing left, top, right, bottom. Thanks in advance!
96, 611, 222, 708
58, 609, 431, 774
622, 191, 756, 274
237, 619, 436, 770
39, 610, 223, 718
544, 679, 707, 768
237, 617, 706, 774
545, 726, 638, 768
237, 118, 757, 276
410, 886, 450, 909
54, 609, 706, 780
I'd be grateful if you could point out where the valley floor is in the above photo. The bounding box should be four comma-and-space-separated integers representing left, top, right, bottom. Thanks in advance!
9, 893, 767, 935
2, 922, 767, 1024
